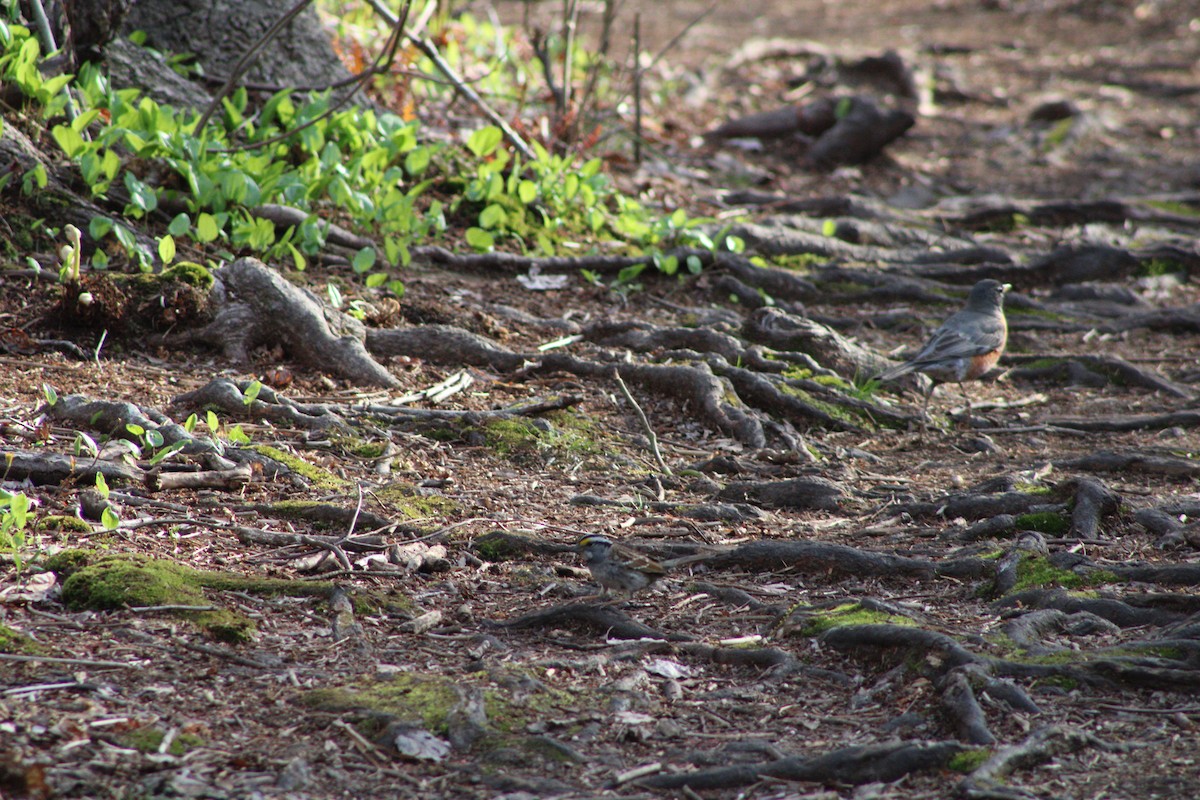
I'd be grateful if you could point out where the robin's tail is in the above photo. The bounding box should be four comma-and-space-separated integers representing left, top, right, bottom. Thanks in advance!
876, 361, 917, 382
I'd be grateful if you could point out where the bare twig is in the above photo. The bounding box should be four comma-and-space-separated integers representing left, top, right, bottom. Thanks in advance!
365, 0, 536, 160
0, 653, 140, 668
193, 0, 315, 136
611, 366, 672, 476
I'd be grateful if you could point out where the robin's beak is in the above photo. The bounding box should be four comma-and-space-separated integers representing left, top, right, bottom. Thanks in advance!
1001, 283, 1012, 293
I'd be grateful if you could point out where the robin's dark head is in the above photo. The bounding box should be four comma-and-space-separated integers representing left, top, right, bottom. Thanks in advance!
966, 279, 1011, 311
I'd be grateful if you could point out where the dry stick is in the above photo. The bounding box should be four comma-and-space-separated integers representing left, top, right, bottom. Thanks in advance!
26, 0, 79, 123
572, 0, 619, 142
611, 367, 672, 476
366, 0, 536, 160
208, 2, 412, 154
633, 13, 642, 164
561, 0, 579, 121
0, 653, 139, 668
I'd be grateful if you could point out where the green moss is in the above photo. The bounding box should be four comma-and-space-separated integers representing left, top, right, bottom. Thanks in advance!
1036, 675, 1079, 691
35, 515, 92, 533
1014, 512, 1069, 535
299, 670, 575, 739
1011, 554, 1085, 592
787, 602, 918, 637
43, 548, 96, 579
778, 381, 873, 429
251, 445, 347, 490
0, 623, 44, 654
160, 261, 215, 290
472, 532, 524, 562
947, 747, 992, 773
372, 481, 457, 519
333, 436, 387, 459
476, 411, 603, 465
57, 553, 256, 641
813, 374, 853, 391
1139, 258, 1183, 278
1144, 199, 1200, 218
120, 727, 206, 756
771, 253, 825, 272
1013, 483, 1052, 496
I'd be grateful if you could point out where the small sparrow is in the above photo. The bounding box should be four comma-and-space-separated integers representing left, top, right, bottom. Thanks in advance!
576, 534, 666, 598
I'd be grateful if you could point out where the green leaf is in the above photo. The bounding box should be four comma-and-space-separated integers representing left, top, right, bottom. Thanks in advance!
183, 413, 197, 433
405, 146, 431, 175
822, 219, 837, 237
242, 380, 262, 405
466, 126, 504, 158
227, 425, 251, 444
158, 235, 176, 265
101, 506, 120, 531
517, 180, 538, 204
386, 279, 405, 298
143, 429, 164, 448
196, 212, 220, 243
365, 272, 387, 288
123, 172, 158, 215
205, 410, 220, 434
148, 441, 186, 466
352, 247, 376, 273
51, 125, 85, 158
94, 471, 110, 499
125, 423, 145, 437
465, 227, 494, 252
686, 255, 703, 274
479, 203, 507, 229
168, 213, 191, 237
42, 383, 58, 406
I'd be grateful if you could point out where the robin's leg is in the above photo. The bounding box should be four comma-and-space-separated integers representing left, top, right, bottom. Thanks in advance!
957, 381, 973, 422
919, 382, 935, 430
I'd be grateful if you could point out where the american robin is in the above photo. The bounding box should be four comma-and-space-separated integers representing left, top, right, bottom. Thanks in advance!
877, 279, 1011, 422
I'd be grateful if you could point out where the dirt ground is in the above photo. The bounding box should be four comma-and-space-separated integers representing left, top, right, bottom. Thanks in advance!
4, 1, 1200, 799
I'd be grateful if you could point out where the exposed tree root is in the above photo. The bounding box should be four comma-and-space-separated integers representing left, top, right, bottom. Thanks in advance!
182, 258, 399, 387
636, 739, 965, 791
958, 726, 1124, 800
489, 602, 685, 642
1007, 354, 1195, 398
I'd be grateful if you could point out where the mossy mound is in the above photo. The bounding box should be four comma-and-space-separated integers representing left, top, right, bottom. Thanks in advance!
784, 601, 919, 637
300, 669, 575, 742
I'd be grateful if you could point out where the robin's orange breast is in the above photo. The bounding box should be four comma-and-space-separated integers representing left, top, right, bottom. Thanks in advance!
964, 349, 1003, 381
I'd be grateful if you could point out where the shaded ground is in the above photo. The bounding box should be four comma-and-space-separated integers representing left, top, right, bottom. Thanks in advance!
4, 1, 1200, 799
